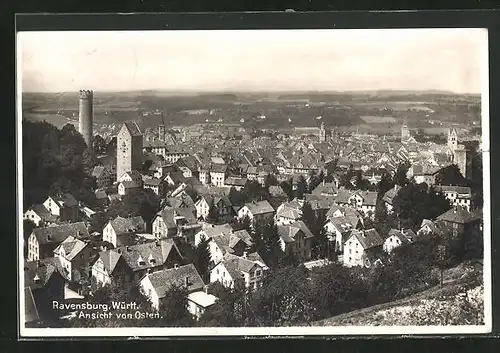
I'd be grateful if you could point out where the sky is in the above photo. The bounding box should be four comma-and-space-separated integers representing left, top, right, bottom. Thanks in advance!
18, 28, 488, 94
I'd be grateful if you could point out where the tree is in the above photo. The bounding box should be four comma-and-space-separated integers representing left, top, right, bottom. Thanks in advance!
426, 187, 452, 220
301, 202, 316, 233
394, 162, 410, 187
295, 175, 308, 199
89, 211, 108, 234
82, 148, 99, 173
159, 284, 194, 327
377, 172, 394, 198
242, 180, 268, 203
435, 164, 468, 186
92, 134, 107, 155
233, 214, 252, 233
393, 183, 430, 230
195, 235, 212, 283
280, 178, 294, 202
107, 189, 159, 230
311, 214, 328, 259
264, 173, 278, 189
207, 199, 219, 223
340, 166, 356, 190
259, 220, 283, 269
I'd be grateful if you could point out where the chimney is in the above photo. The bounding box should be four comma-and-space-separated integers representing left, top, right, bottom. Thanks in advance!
184, 276, 189, 287
242, 252, 247, 259
174, 263, 179, 269
204, 285, 208, 294
126, 246, 131, 252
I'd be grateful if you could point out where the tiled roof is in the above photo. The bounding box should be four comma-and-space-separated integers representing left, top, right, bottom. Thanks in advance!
277, 220, 314, 243
155, 209, 177, 230
328, 216, 354, 234
382, 185, 402, 205
437, 206, 481, 224
351, 228, 384, 250
276, 203, 302, 220
119, 238, 182, 271
223, 253, 259, 273
24, 257, 65, 289
55, 235, 88, 261
187, 291, 217, 308
224, 177, 248, 187
210, 164, 228, 173
123, 122, 142, 136
244, 200, 275, 215
109, 216, 146, 235
387, 229, 412, 244
143, 177, 163, 186
147, 264, 204, 298
91, 166, 106, 178
120, 180, 142, 189
200, 223, 234, 239
51, 193, 78, 208
269, 185, 287, 197
312, 182, 338, 196
33, 222, 89, 245
29, 204, 58, 222
434, 185, 472, 196
98, 250, 122, 274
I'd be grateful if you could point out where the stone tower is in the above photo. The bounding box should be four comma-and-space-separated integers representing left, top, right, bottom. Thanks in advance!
401, 123, 410, 143
78, 90, 93, 148
116, 122, 143, 181
453, 145, 472, 179
319, 122, 326, 143
448, 128, 458, 152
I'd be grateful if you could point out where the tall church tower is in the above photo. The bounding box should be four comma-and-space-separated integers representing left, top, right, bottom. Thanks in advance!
448, 128, 458, 152
116, 122, 143, 181
319, 122, 326, 143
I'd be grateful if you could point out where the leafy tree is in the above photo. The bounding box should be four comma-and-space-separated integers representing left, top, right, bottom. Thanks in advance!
89, 211, 108, 234
259, 220, 283, 269
233, 214, 252, 233
195, 235, 212, 283
92, 134, 107, 155
107, 189, 159, 230
264, 173, 278, 189
310, 263, 368, 318
242, 180, 268, 203
301, 202, 316, 232
295, 175, 308, 199
394, 162, 410, 187
435, 164, 468, 186
311, 213, 328, 259
279, 178, 294, 202
253, 265, 314, 325
426, 187, 452, 219
340, 166, 356, 190
159, 284, 194, 327
393, 183, 430, 230
377, 172, 395, 198
207, 199, 220, 223
228, 187, 245, 207
82, 147, 99, 173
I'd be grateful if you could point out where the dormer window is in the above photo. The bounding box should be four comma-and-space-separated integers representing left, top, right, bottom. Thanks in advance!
137, 255, 145, 266
33, 273, 40, 282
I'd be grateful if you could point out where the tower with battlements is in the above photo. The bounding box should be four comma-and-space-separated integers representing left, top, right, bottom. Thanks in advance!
78, 90, 94, 148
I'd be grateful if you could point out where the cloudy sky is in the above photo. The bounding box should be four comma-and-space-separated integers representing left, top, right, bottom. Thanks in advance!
18, 28, 487, 94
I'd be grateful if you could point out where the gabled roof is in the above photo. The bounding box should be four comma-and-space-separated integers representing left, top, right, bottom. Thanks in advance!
119, 238, 182, 271
27, 204, 58, 222
147, 264, 204, 298
243, 200, 275, 215
437, 206, 480, 224
210, 164, 228, 173
98, 250, 122, 274
224, 177, 248, 187
108, 216, 145, 236
123, 121, 142, 136
143, 177, 163, 186
54, 235, 88, 261
350, 229, 384, 250
49, 193, 78, 208
277, 220, 314, 243
327, 216, 354, 234
312, 182, 338, 196
269, 185, 287, 197
276, 203, 302, 220
155, 209, 177, 230
387, 229, 412, 244
223, 253, 260, 274
120, 180, 142, 189
200, 223, 234, 239
24, 257, 65, 289
382, 185, 402, 204
33, 222, 89, 245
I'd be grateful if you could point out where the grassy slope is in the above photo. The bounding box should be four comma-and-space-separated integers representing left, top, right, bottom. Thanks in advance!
311, 261, 483, 327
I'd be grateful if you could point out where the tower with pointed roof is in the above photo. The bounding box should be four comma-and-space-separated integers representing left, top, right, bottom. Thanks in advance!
448, 127, 458, 152
319, 122, 326, 143
116, 122, 143, 182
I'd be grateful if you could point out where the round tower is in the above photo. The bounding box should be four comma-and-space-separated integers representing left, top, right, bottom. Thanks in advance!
78, 90, 94, 148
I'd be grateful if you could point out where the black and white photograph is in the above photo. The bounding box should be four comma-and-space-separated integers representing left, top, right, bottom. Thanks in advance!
17, 27, 491, 337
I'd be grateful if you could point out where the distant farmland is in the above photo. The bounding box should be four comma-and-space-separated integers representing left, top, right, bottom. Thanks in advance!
360, 116, 398, 124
